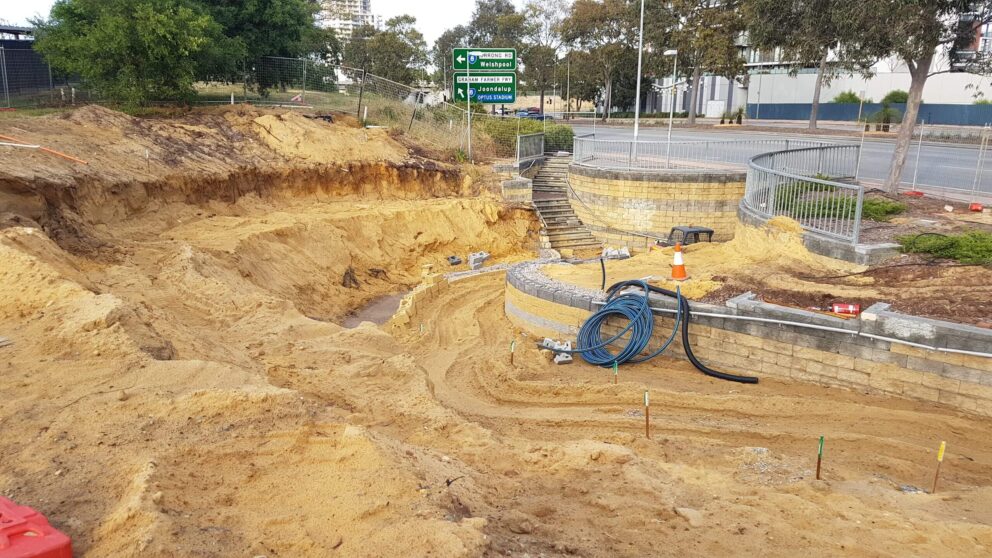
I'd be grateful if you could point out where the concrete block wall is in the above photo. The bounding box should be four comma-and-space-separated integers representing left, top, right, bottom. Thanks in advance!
505, 262, 992, 416
389, 274, 449, 328
567, 165, 746, 250
501, 177, 533, 204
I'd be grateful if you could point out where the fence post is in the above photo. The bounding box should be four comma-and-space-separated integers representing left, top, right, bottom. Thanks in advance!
0, 47, 9, 109
356, 66, 367, 122
852, 185, 864, 244
407, 92, 419, 133
302, 59, 307, 103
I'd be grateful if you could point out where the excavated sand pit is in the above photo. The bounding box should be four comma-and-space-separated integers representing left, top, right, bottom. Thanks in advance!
2, 107, 992, 557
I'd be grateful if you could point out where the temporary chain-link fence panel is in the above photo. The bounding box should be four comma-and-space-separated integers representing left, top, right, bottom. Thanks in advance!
1, 50, 577, 162
0, 46, 92, 108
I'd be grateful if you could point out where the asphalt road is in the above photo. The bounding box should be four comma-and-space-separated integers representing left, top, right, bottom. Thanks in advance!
572, 125, 992, 196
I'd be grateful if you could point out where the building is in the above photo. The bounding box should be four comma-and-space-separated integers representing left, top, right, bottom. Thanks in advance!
318, 0, 380, 41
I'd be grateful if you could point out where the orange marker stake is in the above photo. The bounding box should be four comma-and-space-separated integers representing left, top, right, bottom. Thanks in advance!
932, 441, 946, 494
644, 391, 650, 439
510, 340, 516, 366
816, 436, 824, 480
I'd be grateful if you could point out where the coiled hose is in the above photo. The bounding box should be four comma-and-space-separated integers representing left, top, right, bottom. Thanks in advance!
572, 279, 759, 384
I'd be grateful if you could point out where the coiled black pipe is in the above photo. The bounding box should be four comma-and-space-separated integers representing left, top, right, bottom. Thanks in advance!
599, 258, 606, 291
604, 280, 759, 384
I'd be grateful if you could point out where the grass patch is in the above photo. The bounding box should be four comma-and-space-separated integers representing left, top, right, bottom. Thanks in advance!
898, 232, 992, 264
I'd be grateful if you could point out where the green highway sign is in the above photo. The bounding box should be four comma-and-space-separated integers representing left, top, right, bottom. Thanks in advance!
452, 48, 517, 71
453, 72, 517, 104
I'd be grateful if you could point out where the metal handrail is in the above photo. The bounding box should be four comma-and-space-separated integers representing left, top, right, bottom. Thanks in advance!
743, 144, 864, 244
571, 135, 831, 171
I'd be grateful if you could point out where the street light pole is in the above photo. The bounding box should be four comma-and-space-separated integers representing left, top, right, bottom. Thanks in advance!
665, 50, 678, 168
632, 0, 646, 160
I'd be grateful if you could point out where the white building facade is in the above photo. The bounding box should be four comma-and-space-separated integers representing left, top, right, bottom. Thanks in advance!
318, 0, 380, 41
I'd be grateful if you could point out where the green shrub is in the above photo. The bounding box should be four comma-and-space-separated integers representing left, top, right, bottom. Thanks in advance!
472, 117, 574, 158
881, 90, 910, 104
898, 231, 992, 264
832, 91, 864, 104
778, 185, 905, 222
975, 99, 992, 105
860, 198, 907, 221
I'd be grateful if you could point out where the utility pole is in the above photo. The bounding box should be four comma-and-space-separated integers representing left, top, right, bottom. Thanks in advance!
632, 0, 646, 158
565, 53, 571, 116
665, 50, 678, 168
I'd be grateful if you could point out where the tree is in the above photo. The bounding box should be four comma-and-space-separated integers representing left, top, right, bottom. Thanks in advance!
839, 1, 992, 193
566, 51, 604, 112
744, 0, 874, 130
881, 89, 910, 104
562, 0, 639, 120
521, 0, 569, 114
342, 16, 428, 84
432, 25, 470, 90
657, 0, 746, 125
833, 90, 867, 103
33, 0, 226, 106
469, 0, 528, 47
200, 0, 322, 61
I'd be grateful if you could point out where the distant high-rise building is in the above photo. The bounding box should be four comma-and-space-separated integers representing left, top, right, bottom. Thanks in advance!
318, 0, 379, 42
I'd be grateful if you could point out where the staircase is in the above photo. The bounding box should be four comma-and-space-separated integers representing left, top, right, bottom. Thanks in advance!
531, 155, 602, 252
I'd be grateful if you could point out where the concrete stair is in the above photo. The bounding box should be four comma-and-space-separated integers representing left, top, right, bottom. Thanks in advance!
531, 155, 601, 252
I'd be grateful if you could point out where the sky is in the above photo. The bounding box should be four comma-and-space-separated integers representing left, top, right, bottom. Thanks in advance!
3, 0, 530, 45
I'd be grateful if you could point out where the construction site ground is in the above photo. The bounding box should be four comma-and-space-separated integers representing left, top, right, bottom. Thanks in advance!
1, 107, 991, 557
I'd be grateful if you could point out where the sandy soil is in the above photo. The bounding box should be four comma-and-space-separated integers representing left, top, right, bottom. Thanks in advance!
545, 218, 992, 326
2, 108, 991, 557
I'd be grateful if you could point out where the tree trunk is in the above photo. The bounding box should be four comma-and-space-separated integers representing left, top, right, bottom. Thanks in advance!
539, 87, 546, 115
809, 51, 829, 131
604, 74, 613, 122
687, 65, 702, 125
883, 53, 932, 194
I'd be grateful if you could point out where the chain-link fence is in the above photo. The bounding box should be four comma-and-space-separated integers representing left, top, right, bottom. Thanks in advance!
1, 50, 577, 162
0, 46, 94, 108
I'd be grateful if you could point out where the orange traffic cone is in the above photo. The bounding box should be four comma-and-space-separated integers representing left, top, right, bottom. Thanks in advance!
671, 243, 688, 281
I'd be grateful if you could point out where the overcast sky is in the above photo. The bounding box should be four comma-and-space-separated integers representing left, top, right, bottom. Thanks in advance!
3, 0, 531, 45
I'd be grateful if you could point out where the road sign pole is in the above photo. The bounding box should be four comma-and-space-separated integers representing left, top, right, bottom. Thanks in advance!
467, 56, 472, 161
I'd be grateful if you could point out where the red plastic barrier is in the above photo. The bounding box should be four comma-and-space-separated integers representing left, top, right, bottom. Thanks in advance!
831, 303, 861, 316
0, 498, 72, 558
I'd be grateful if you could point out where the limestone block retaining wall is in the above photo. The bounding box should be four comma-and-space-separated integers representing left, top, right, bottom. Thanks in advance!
501, 177, 533, 204
505, 262, 992, 416
567, 165, 746, 250
389, 274, 449, 328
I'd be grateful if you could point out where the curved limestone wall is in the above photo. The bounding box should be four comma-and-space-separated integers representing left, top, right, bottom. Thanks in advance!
505, 262, 992, 417
567, 165, 746, 250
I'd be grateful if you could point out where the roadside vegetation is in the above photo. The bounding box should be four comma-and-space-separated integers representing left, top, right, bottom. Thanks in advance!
899, 232, 992, 265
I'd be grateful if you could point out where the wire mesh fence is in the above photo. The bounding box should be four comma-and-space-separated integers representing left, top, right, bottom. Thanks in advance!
0, 46, 94, 108
0, 50, 575, 162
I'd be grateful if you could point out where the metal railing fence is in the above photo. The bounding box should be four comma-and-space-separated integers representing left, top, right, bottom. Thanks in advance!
744, 145, 864, 243
572, 135, 829, 171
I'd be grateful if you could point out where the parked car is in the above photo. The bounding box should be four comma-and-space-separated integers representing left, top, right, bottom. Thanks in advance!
516, 109, 554, 121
